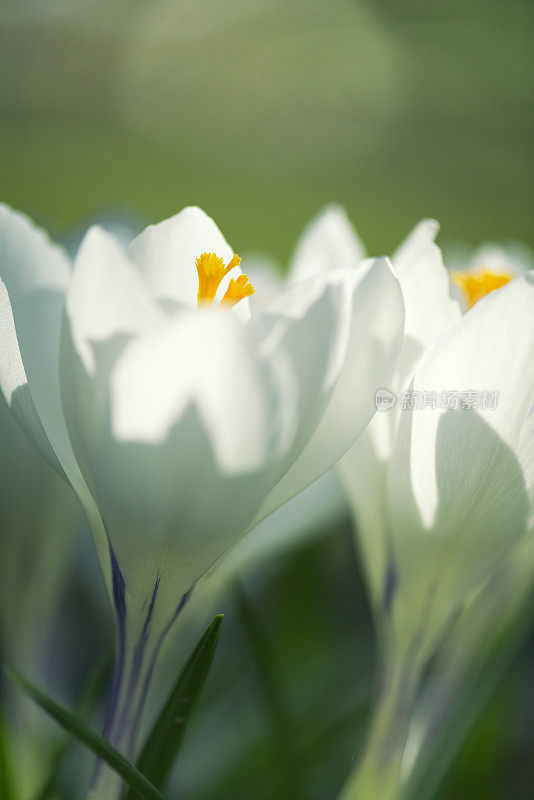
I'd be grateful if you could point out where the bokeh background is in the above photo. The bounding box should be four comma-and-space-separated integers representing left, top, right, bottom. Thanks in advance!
1, 1, 533, 799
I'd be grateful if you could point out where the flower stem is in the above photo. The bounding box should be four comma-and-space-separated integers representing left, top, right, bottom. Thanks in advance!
90, 623, 163, 800
339, 649, 423, 800
90, 576, 192, 800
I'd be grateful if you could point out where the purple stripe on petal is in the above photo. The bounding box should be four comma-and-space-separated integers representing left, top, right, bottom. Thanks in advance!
176, 585, 194, 617
132, 574, 161, 682
110, 543, 127, 635
117, 573, 162, 746
94, 540, 128, 793
102, 543, 127, 741
128, 583, 197, 748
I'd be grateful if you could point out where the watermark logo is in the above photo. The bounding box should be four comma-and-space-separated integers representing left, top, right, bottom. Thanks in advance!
375, 388, 397, 412
375, 388, 500, 412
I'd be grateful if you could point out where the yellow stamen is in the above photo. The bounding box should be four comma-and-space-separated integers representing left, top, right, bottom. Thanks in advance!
221, 274, 255, 307
451, 268, 512, 310
195, 251, 254, 308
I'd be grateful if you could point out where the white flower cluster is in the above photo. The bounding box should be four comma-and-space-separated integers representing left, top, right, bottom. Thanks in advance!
1, 202, 533, 800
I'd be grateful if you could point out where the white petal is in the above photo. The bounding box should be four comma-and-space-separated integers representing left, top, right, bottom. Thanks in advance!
455, 241, 534, 278
336, 221, 462, 609
60, 311, 292, 611
0, 206, 112, 588
0, 281, 61, 470
402, 273, 534, 526
110, 310, 288, 472
289, 204, 366, 283
0, 205, 75, 469
337, 425, 390, 608
256, 270, 361, 486
67, 226, 163, 372
387, 273, 534, 637
128, 206, 233, 307
0, 205, 70, 293
255, 257, 404, 521
392, 219, 461, 391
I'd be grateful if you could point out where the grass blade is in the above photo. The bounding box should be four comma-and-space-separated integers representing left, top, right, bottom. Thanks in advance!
126, 614, 224, 797
31, 653, 113, 800
5, 666, 168, 800
0, 700, 15, 800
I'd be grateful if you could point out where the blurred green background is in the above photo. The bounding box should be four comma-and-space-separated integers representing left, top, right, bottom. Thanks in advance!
1, 0, 533, 257
1, 1, 533, 799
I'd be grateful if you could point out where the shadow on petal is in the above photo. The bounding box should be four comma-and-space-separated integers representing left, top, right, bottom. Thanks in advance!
388, 409, 529, 658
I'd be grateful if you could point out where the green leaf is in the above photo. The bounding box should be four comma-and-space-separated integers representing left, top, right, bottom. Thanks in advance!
31, 653, 113, 800
125, 614, 224, 798
0, 699, 15, 800
4, 666, 169, 800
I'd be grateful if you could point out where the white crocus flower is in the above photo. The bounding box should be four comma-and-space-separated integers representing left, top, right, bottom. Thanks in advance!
338, 221, 462, 615
336, 220, 534, 800
244, 204, 367, 310
0, 203, 403, 795
448, 239, 533, 311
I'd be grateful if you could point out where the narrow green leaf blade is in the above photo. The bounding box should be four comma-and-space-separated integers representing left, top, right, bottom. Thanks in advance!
5, 667, 168, 800
0, 700, 15, 800
128, 614, 224, 796
31, 653, 113, 800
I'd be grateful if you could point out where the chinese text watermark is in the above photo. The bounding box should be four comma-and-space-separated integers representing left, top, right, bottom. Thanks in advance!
375, 388, 499, 413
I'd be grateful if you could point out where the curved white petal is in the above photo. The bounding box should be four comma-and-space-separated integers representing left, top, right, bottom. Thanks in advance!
110, 310, 289, 472
60, 306, 296, 613
451, 241, 534, 278
258, 273, 355, 472
387, 273, 534, 640
337, 221, 462, 606
399, 273, 534, 527
128, 206, 233, 307
337, 426, 390, 608
392, 219, 461, 392
255, 256, 404, 522
0, 281, 62, 471
0, 205, 70, 293
0, 206, 112, 588
0, 205, 80, 474
67, 226, 163, 372
289, 204, 365, 283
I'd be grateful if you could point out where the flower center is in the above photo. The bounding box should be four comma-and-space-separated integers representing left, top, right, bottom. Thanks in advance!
195, 252, 255, 309
451, 268, 512, 310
